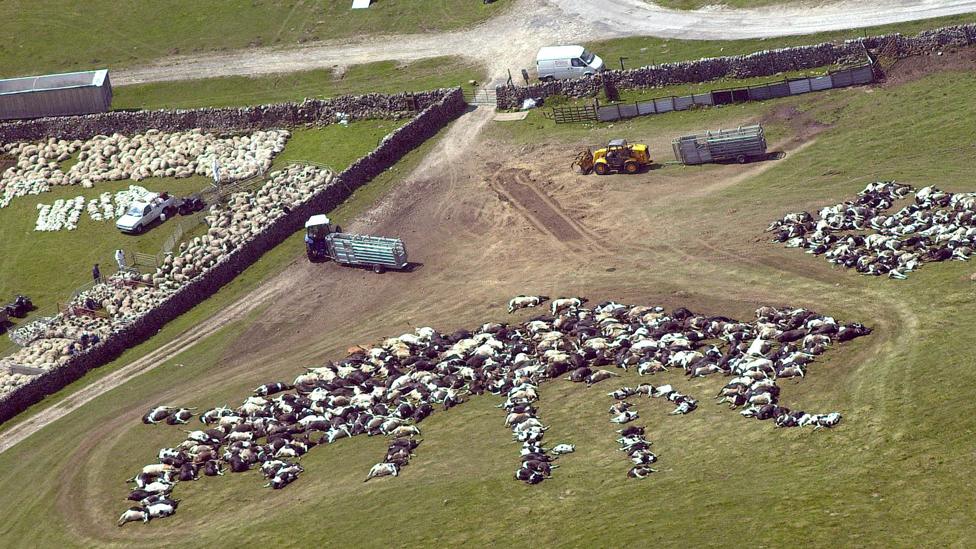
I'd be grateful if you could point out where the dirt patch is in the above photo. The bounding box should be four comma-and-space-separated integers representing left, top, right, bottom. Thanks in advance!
761, 104, 832, 143
487, 166, 601, 250
0, 154, 14, 172
883, 47, 976, 87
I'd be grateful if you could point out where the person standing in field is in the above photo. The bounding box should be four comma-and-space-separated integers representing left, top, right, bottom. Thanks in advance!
115, 249, 127, 271
92, 263, 101, 284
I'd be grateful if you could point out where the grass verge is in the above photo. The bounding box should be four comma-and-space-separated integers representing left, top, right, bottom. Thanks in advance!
113, 57, 485, 111
589, 13, 976, 70
0, 1, 510, 76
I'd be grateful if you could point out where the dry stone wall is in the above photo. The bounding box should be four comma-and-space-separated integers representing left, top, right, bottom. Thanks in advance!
0, 90, 447, 144
0, 87, 466, 425
496, 23, 976, 109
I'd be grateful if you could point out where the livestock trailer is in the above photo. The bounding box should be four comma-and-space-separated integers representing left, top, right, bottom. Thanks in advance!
672, 124, 767, 165
0, 69, 112, 120
305, 215, 408, 273
326, 233, 408, 272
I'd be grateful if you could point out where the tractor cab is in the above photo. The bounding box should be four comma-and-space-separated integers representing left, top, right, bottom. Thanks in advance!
304, 214, 341, 261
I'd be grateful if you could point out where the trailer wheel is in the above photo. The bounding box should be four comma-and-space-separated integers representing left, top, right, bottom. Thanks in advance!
373, 264, 385, 274
736, 155, 747, 164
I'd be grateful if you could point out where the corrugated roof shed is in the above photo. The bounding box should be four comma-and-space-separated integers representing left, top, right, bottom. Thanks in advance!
0, 69, 112, 121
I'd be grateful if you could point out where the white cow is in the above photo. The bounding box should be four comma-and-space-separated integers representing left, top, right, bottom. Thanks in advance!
551, 444, 576, 455
365, 462, 399, 482
508, 295, 548, 314
551, 297, 584, 316
117, 508, 147, 526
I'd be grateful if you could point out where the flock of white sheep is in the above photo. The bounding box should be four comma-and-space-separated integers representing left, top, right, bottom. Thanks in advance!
2, 129, 290, 232
34, 186, 163, 232
0, 163, 337, 400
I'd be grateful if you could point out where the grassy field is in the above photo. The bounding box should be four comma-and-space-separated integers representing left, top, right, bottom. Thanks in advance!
0, 0, 509, 77
113, 57, 484, 110
0, 120, 400, 353
590, 13, 976, 70
2, 54, 976, 547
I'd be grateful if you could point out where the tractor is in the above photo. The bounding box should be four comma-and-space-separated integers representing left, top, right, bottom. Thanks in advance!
572, 139, 651, 175
304, 215, 342, 262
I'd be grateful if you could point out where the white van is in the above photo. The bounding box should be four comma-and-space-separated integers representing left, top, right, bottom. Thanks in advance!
536, 45, 605, 81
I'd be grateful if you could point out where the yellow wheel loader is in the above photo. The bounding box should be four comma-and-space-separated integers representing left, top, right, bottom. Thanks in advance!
573, 139, 651, 175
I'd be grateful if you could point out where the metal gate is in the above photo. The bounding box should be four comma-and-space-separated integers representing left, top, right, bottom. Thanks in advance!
549, 103, 598, 124
463, 88, 497, 107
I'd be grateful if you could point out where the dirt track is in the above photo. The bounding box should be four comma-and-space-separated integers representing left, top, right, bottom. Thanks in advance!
115, 0, 976, 85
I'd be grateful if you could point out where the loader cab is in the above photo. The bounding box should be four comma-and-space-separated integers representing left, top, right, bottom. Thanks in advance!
591, 139, 651, 175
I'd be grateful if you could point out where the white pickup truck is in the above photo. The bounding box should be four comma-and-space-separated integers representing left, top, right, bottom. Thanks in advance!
116, 192, 180, 234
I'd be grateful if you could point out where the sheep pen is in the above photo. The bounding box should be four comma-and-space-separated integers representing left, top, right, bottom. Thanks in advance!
0, 87, 468, 423
0, 164, 336, 401
767, 181, 976, 278
117, 298, 870, 525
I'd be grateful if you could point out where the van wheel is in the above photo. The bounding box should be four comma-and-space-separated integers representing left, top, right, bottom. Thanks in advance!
584, 72, 594, 77
541, 76, 554, 82
373, 264, 385, 274
736, 155, 747, 164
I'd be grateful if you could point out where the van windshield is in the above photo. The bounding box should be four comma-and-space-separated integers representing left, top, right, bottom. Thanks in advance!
127, 205, 145, 217
581, 50, 596, 64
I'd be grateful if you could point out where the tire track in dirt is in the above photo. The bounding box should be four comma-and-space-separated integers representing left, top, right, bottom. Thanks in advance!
487, 166, 605, 255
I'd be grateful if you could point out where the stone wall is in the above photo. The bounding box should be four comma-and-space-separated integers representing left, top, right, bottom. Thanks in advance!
0, 90, 448, 143
496, 23, 976, 109
0, 87, 466, 425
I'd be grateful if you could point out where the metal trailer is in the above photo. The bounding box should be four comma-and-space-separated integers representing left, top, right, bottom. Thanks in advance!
0, 69, 112, 120
671, 124, 767, 165
324, 232, 408, 273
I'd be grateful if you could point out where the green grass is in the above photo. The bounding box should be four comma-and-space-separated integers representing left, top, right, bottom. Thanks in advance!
0, 121, 398, 353
0, 1, 510, 77
113, 57, 485, 111
488, 86, 776, 146
591, 13, 976, 70
5, 52, 976, 548
273, 121, 408, 172
0, 177, 210, 309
